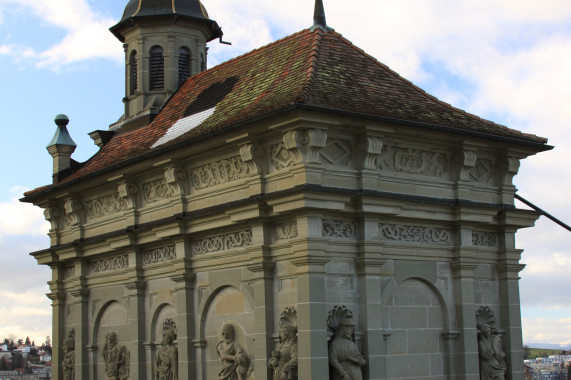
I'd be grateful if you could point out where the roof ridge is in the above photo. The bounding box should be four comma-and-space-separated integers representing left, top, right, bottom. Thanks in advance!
295, 27, 325, 104
201, 29, 312, 79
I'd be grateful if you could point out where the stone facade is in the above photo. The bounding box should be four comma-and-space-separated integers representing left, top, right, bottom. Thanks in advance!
28, 111, 542, 380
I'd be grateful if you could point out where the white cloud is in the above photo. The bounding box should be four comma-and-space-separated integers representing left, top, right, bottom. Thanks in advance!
0, 0, 121, 68
523, 317, 571, 346
0, 195, 48, 238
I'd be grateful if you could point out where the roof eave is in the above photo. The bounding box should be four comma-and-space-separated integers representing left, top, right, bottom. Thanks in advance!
20, 104, 552, 203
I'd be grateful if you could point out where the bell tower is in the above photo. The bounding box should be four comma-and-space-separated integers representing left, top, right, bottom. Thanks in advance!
110, 0, 224, 131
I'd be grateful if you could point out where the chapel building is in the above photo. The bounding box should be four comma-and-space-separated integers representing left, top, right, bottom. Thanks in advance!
22, 1, 552, 380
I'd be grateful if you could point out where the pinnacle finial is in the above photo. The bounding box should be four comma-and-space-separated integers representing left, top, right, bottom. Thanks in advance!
313, 0, 326, 28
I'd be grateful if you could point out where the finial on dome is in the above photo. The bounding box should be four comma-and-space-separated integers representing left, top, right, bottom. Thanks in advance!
313, 0, 326, 28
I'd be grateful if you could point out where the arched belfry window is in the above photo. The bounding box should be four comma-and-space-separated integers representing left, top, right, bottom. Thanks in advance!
178, 47, 191, 87
129, 50, 137, 95
149, 46, 164, 91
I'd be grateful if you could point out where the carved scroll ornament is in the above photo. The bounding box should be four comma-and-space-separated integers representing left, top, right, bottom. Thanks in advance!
193, 230, 253, 255
379, 223, 452, 244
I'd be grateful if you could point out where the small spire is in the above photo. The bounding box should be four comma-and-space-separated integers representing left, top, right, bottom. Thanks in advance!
313, 0, 326, 28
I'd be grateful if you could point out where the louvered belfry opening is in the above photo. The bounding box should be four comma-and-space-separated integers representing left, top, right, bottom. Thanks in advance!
178, 47, 191, 87
149, 46, 164, 91
129, 50, 138, 95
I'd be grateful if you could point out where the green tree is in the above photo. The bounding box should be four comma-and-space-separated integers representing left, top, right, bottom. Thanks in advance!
25, 337, 31, 346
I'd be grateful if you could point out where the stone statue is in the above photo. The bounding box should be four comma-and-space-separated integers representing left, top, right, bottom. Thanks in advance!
476, 306, 506, 380
62, 329, 75, 380
102, 332, 130, 380
327, 306, 366, 380
269, 307, 298, 380
216, 323, 253, 380
154, 321, 178, 380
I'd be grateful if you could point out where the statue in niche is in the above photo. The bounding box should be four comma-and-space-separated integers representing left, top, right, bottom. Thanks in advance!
476, 306, 507, 380
62, 329, 75, 380
327, 306, 366, 380
269, 307, 298, 380
154, 319, 178, 380
102, 332, 130, 380
216, 323, 253, 380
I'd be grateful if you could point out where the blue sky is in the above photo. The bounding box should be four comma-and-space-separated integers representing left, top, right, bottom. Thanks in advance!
1, 0, 570, 346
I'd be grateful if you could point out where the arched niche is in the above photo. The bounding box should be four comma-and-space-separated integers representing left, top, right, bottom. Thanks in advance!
383, 277, 449, 380
92, 301, 129, 380
200, 286, 255, 380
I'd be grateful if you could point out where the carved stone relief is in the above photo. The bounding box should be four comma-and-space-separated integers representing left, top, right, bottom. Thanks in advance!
269, 307, 298, 380
117, 181, 137, 209
88, 255, 129, 274
193, 230, 253, 255
240, 143, 266, 176
44, 206, 62, 230
154, 319, 178, 380
472, 232, 498, 247
144, 246, 176, 265
360, 136, 383, 170
63, 266, 75, 280
283, 129, 327, 165
143, 179, 176, 204
327, 306, 365, 380
85, 193, 128, 220
378, 146, 450, 177
468, 158, 494, 184
102, 332, 130, 380
274, 221, 298, 241
62, 329, 75, 380
270, 143, 296, 170
476, 306, 506, 380
191, 156, 248, 190
217, 323, 253, 380
379, 223, 453, 244
320, 139, 352, 167
323, 220, 357, 238
64, 199, 83, 227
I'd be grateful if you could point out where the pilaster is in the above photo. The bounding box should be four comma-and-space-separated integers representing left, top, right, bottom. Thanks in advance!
125, 280, 147, 380
47, 280, 66, 380
247, 258, 276, 380
291, 255, 330, 380
69, 288, 89, 380
171, 272, 196, 380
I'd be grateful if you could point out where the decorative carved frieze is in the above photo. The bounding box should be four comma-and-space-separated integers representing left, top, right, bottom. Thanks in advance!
144, 245, 176, 264
88, 255, 129, 274
85, 193, 128, 220
63, 265, 75, 279
472, 231, 498, 247
270, 143, 296, 170
320, 139, 352, 167
274, 221, 298, 240
378, 146, 449, 177
323, 220, 357, 238
468, 158, 494, 184
143, 179, 176, 204
193, 230, 253, 255
191, 156, 248, 190
379, 223, 453, 244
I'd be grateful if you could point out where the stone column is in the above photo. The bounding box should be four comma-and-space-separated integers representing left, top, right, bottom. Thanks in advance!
292, 255, 330, 380
125, 280, 147, 380
247, 259, 275, 380
172, 273, 196, 380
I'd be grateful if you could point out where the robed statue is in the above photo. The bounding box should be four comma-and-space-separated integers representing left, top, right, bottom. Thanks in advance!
327, 306, 366, 380
154, 321, 178, 380
476, 306, 507, 380
102, 332, 130, 380
217, 323, 253, 380
269, 307, 298, 379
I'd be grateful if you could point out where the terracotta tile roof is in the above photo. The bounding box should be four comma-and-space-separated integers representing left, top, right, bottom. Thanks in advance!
24, 27, 549, 197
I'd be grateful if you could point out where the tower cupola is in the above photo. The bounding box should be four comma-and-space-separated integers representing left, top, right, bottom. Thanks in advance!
109, 0, 224, 132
